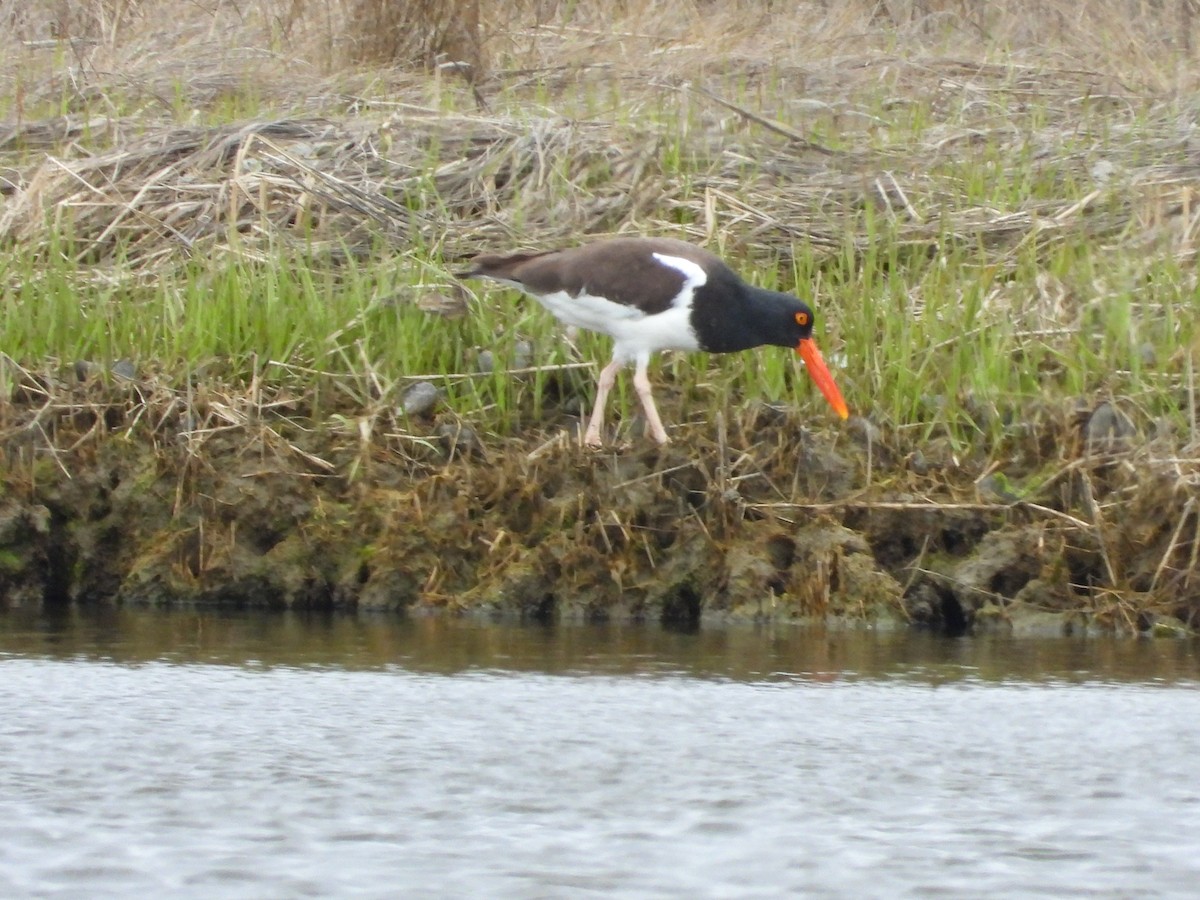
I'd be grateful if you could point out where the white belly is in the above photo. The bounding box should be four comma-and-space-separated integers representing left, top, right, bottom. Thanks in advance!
532, 288, 701, 361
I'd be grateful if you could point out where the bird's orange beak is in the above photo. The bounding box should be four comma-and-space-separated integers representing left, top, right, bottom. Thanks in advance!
797, 338, 849, 420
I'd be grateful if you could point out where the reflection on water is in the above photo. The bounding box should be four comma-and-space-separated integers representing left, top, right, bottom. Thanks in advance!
2, 607, 1200, 898
2, 605, 1199, 684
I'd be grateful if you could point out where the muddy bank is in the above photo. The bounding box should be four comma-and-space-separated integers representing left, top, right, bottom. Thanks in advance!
0, 376, 1194, 636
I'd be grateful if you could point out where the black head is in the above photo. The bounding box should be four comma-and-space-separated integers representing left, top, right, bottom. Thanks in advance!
781, 298, 817, 347
755, 290, 849, 421
740, 289, 817, 350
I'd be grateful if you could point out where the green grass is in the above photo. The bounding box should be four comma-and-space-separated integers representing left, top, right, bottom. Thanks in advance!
5, 219, 1190, 459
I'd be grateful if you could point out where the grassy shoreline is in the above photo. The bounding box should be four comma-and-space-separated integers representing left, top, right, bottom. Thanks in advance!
2, 2, 1200, 630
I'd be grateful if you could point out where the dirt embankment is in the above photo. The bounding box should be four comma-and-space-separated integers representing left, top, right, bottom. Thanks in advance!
0, 372, 1193, 637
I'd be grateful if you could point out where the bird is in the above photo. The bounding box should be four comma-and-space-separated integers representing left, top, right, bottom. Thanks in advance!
462, 236, 849, 447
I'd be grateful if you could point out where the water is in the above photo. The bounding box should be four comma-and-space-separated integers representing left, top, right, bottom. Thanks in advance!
2, 609, 1200, 898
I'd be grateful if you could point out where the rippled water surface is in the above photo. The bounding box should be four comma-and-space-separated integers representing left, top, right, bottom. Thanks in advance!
2, 608, 1200, 898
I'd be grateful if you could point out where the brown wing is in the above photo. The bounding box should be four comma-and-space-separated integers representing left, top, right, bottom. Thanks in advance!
464, 238, 724, 315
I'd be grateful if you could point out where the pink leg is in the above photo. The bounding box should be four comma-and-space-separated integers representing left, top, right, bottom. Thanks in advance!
632, 356, 670, 445
584, 357, 623, 448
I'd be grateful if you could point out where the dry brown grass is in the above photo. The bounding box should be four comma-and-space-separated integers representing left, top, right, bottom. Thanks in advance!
0, 59, 1190, 274
2, 1, 1198, 97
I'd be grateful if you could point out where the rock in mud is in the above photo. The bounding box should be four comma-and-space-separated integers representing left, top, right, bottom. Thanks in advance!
111, 359, 137, 381
436, 421, 485, 459
1084, 401, 1136, 454
750, 402, 789, 428
977, 473, 1020, 503
512, 340, 533, 370
906, 449, 931, 475
946, 528, 1048, 628
401, 381, 440, 417
1002, 599, 1085, 636
846, 415, 882, 446
719, 522, 903, 621
75, 360, 103, 381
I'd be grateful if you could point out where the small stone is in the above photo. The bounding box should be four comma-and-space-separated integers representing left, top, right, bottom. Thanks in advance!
962, 392, 997, 430
753, 402, 790, 429
1090, 159, 1117, 184
513, 340, 533, 370
1150, 617, 1190, 638
907, 450, 930, 475
1085, 401, 1136, 454
476, 350, 495, 374
435, 421, 484, 458
846, 415, 882, 446
1139, 342, 1157, 368
111, 360, 137, 380
1151, 416, 1175, 442
919, 394, 948, 416
0, 167, 21, 195
978, 473, 1020, 503
75, 360, 102, 381
401, 381, 440, 417
28, 504, 52, 535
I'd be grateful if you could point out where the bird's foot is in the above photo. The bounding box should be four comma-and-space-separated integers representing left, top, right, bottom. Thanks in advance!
646, 423, 671, 445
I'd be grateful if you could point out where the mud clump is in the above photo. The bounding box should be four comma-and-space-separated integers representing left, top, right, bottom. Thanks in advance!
0, 383, 1197, 636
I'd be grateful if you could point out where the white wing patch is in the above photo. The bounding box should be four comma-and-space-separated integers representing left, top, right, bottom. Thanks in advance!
651, 253, 708, 307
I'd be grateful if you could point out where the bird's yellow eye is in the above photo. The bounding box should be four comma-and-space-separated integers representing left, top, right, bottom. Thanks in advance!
795, 312, 809, 326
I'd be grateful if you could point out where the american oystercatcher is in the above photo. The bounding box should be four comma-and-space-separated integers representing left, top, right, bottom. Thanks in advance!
463, 237, 849, 446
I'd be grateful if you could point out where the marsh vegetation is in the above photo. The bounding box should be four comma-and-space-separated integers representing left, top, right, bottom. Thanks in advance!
2, 1, 1200, 632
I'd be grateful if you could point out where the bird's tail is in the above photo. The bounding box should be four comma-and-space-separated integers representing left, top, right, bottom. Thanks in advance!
459, 250, 552, 282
